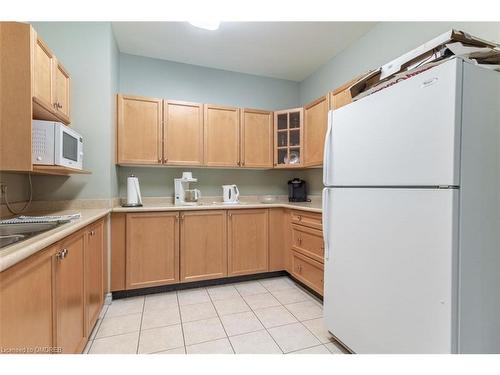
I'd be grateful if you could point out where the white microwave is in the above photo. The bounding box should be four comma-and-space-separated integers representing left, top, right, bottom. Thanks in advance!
32, 120, 84, 169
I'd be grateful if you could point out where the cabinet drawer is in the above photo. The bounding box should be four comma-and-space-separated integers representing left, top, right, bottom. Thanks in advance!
291, 224, 324, 263
290, 210, 322, 230
291, 251, 324, 295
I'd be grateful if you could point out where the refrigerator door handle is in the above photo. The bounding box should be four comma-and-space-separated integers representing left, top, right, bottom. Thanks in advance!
323, 110, 334, 186
322, 188, 330, 260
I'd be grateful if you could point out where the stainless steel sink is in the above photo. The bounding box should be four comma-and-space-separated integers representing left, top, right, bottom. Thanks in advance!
0, 222, 63, 249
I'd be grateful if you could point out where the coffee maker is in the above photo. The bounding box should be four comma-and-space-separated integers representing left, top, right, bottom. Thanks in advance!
288, 178, 310, 202
174, 172, 201, 206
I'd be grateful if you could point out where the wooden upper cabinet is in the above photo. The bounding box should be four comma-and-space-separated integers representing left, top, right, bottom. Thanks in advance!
126, 212, 179, 289
117, 94, 163, 165
54, 61, 71, 123
32, 35, 55, 112
228, 209, 269, 276
85, 219, 104, 337
180, 210, 227, 282
163, 100, 204, 165
0, 245, 55, 353
240, 109, 273, 168
54, 231, 86, 354
204, 104, 240, 167
304, 95, 329, 167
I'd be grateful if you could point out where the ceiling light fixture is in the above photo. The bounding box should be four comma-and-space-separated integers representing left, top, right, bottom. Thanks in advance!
188, 20, 220, 31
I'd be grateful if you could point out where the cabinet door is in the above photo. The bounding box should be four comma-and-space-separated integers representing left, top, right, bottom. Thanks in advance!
204, 104, 240, 167
240, 109, 273, 168
54, 232, 86, 354
126, 212, 179, 289
117, 94, 163, 165
180, 210, 227, 282
0, 246, 55, 353
164, 100, 204, 165
228, 209, 269, 276
304, 95, 328, 167
85, 220, 104, 336
32, 35, 55, 111
274, 108, 303, 168
54, 60, 71, 123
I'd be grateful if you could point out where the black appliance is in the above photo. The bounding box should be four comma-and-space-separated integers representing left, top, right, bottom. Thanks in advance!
288, 178, 310, 202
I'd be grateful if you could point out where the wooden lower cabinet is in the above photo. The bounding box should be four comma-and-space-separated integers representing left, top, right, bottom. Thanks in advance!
84, 219, 104, 336
180, 210, 227, 282
126, 212, 179, 289
228, 209, 269, 276
269, 208, 286, 271
0, 245, 55, 353
0, 218, 106, 354
54, 231, 86, 354
290, 251, 324, 295
291, 224, 324, 264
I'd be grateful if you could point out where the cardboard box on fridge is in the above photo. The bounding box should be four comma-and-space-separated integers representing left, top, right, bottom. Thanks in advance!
330, 29, 499, 110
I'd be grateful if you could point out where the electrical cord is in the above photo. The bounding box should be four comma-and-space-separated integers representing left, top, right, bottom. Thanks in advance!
3, 173, 33, 215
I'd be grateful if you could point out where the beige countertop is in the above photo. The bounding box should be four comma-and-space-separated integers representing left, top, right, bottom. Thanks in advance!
0, 208, 110, 272
111, 200, 322, 214
0, 198, 321, 272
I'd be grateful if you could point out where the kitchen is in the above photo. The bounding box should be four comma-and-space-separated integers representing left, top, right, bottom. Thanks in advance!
0, 3, 500, 372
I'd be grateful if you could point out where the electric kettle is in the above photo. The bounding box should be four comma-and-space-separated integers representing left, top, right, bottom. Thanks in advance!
222, 185, 240, 204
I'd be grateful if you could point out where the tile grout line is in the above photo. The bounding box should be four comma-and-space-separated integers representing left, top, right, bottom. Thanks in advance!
135, 297, 146, 354
175, 290, 188, 354
206, 287, 235, 354
261, 276, 326, 353
233, 281, 284, 354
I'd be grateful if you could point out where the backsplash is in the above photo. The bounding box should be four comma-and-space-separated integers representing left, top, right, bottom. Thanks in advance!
117, 167, 323, 198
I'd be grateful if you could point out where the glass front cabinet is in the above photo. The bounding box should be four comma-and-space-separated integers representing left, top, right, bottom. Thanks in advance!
273, 108, 304, 168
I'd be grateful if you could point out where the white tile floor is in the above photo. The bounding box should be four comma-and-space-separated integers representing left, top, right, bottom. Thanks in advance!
85, 276, 346, 354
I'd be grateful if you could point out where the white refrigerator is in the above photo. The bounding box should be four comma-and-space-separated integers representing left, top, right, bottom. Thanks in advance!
322, 58, 500, 354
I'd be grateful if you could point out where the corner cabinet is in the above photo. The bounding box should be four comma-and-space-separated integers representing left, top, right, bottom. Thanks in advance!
274, 108, 304, 168
0, 217, 106, 354
204, 104, 240, 167
116, 94, 163, 165
0, 22, 75, 174
240, 108, 273, 168
303, 95, 329, 167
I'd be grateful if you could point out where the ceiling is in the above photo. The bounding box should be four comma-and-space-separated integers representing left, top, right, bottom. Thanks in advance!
111, 22, 376, 81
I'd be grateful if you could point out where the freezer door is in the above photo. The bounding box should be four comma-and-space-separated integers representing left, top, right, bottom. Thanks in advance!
324, 58, 462, 187
323, 187, 458, 353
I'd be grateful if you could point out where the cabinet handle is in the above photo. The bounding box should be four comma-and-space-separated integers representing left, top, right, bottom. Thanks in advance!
298, 237, 302, 245
56, 248, 68, 260
57, 102, 63, 109
297, 215, 302, 221
158, 158, 162, 163
90, 230, 95, 236
228, 212, 232, 217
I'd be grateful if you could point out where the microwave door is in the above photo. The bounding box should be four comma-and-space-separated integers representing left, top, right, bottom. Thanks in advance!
55, 127, 83, 169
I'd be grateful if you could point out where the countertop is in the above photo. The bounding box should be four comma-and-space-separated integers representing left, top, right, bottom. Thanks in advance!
112, 200, 323, 214
0, 208, 110, 272
0, 199, 322, 272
